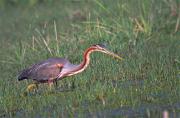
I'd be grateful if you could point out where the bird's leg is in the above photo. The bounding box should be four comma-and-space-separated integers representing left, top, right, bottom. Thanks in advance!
26, 82, 38, 92
48, 79, 54, 90
54, 80, 58, 89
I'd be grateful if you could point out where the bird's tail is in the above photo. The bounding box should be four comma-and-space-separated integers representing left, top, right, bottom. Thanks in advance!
18, 68, 30, 81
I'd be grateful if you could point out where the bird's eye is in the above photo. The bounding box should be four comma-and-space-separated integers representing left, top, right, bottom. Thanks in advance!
92, 44, 107, 49
91, 44, 98, 48
98, 44, 106, 48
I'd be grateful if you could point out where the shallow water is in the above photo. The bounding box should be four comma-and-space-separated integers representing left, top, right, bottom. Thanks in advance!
88, 102, 180, 118
2, 102, 180, 118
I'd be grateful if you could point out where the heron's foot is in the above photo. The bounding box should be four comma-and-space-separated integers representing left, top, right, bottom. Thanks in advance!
26, 83, 38, 92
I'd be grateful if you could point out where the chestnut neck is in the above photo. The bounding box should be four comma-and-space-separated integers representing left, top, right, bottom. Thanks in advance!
67, 47, 96, 76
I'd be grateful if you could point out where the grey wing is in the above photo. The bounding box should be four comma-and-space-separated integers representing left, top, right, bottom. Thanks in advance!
28, 58, 66, 82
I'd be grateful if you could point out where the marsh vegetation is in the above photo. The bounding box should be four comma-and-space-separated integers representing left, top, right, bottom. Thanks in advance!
0, 0, 179, 117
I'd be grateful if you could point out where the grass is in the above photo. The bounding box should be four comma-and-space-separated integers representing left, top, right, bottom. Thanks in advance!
0, 0, 180, 117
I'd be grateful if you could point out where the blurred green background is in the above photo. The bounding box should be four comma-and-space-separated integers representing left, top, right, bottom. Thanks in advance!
0, 0, 180, 117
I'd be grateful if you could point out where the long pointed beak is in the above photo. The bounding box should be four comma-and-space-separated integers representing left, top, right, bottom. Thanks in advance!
104, 49, 123, 60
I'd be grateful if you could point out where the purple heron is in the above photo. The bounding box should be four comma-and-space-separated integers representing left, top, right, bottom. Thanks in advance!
18, 44, 123, 91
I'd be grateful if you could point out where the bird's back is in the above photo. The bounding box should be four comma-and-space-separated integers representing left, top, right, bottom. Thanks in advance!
18, 58, 69, 82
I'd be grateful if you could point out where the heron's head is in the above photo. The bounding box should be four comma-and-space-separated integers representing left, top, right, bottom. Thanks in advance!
91, 44, 123, 60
